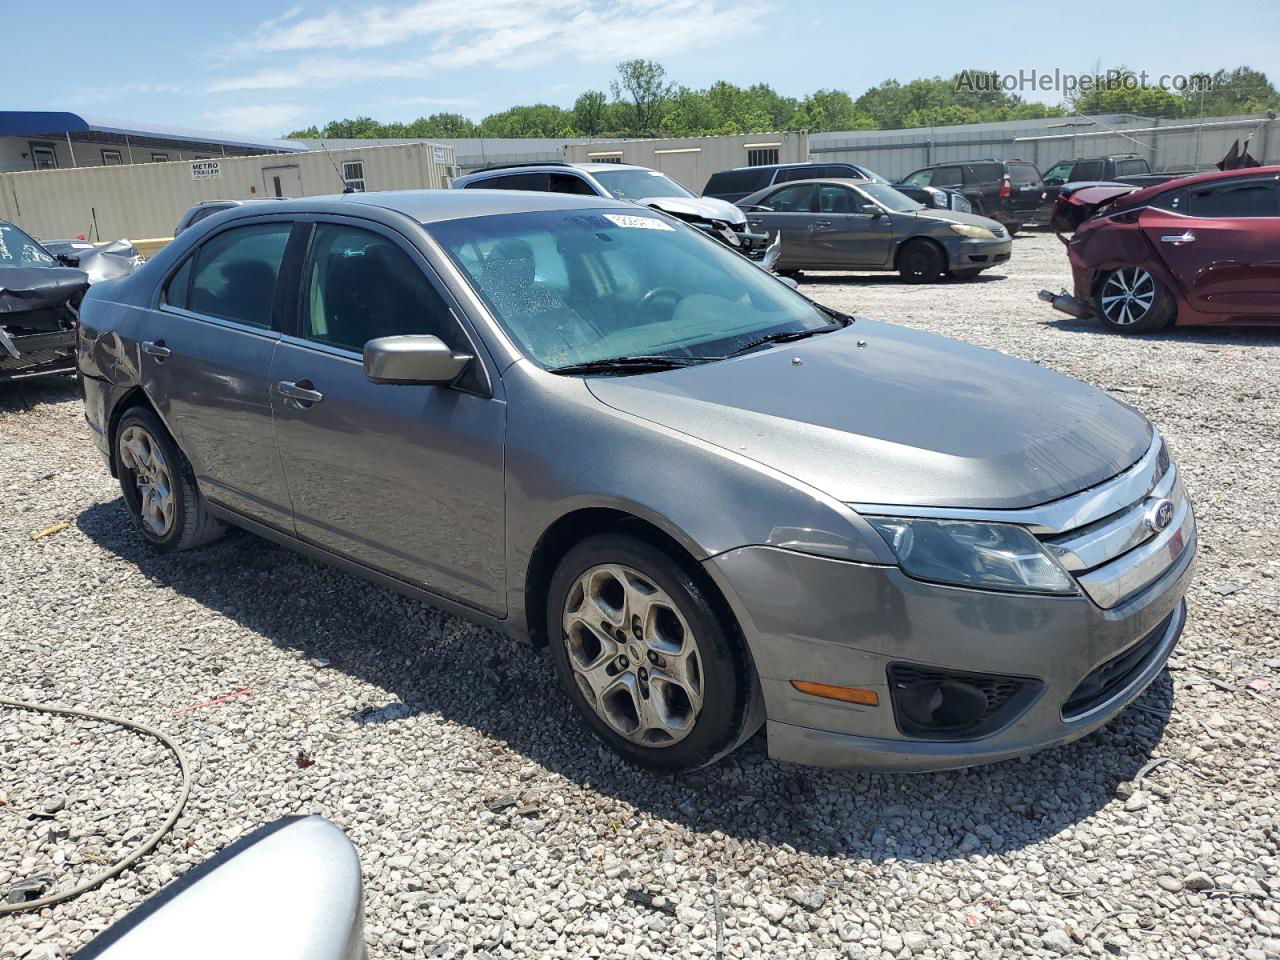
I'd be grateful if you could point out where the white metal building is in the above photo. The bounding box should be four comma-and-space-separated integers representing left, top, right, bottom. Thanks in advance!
562, 132, 808, 192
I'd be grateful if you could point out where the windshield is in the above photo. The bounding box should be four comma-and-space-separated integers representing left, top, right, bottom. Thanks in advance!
0, 222, 56, 269
592, 169, 695, 200
429, 208, 833, 371
857, 183, 925, 212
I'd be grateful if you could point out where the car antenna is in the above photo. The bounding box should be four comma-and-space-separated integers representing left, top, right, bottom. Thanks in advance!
318, 141, 355, 193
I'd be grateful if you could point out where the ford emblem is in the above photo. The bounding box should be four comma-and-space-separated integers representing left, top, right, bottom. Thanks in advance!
1145, 498, 1175, 533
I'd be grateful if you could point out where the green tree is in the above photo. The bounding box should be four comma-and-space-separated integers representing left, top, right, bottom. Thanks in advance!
1069, 67, 1187, 119
1184, 66, 1280, 116
572, 90, 610, 135
610, 59, 674, 135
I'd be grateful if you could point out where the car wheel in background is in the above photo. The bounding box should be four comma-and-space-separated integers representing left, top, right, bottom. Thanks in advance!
115, 406, 225, 551
547, 533, 763, 771
1003, 223, 1022, 236
1094, 266, 1176, 333
898, 239, 945, 283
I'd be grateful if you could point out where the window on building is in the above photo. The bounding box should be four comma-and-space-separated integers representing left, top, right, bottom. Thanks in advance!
746, 147, 781, 166
188, 222, 293, 328
101, 150, 123, 166
342, 161, 366, 192
151, 153, 170, 163
30, 144, 57, 169
303, 225, 454, 352
588, 155, 623, 164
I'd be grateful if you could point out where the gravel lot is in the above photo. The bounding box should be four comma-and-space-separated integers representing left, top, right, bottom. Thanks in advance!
3, 232, 1279, 960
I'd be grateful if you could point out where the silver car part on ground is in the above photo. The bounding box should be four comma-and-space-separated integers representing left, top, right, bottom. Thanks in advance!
76, 816, 366, 960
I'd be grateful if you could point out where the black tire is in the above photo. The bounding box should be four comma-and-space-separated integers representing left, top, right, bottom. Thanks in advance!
1094, 266, 1176, 334
1002, 222, 1022, 237
546, 533, 763, 771
898, 239, 946, 283
115, 406, 225, 551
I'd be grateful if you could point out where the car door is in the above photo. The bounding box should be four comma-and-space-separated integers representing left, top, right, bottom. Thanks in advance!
141, 218, 298, 530
1143, 174, 1280, 317
743, 182, 819, 268
268, 218, 507, 613
810, 184, 892, 267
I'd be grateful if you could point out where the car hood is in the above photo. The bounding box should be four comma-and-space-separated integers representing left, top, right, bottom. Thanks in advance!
639, 195, 747, 226
586, 320, 1151, 509
0, 266, 90, 315
903, 209, 1007, 233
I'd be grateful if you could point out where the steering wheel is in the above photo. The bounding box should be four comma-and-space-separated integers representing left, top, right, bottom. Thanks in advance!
638, 286, 682, 309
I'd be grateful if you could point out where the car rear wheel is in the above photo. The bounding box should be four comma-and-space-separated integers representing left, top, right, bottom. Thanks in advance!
547, 533, 762, 771
1095, 266, 1175, 333
898, 239, 945, 283
116, 407, 225, 551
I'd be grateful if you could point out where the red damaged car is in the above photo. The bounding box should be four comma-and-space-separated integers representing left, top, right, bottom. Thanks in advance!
1040, 167, 1280, 333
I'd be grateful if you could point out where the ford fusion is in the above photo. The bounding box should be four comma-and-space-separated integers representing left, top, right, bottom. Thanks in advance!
78, 190, 1196, 771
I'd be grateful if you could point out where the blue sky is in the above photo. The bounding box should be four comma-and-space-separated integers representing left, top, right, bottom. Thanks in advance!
11, 0, 1280, 137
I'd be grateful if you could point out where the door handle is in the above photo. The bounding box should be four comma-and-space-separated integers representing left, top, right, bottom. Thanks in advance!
276, 380, 324, 404
1161, 232, 1196, 244
814, 219, 832, 227
141, 339, 171, 359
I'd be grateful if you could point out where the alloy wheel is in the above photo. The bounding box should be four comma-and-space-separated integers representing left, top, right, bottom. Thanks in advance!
561, 564, 704, 747
1100, 267, 1156, 326
119, 425, 176, 537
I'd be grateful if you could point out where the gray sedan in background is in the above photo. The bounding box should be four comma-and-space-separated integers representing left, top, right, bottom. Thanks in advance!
78, 189, 1193, 772
738, 178, 1012, 282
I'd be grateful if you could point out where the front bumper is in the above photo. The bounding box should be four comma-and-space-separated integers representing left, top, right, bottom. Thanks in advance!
705, 529, 1195, 771
940, 236, 1012, 272
0, 327, 77, 381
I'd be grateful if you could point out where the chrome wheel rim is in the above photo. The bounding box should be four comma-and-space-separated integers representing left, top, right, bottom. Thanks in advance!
119, 425, 175, 537
561, 564, 704, 747
1100, 267, 1156, 326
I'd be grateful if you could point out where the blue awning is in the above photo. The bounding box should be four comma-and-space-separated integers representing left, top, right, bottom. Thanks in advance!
0, 111, 305, 153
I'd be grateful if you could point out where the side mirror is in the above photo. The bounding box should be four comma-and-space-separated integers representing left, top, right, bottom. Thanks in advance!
56, 253, 81, 267
860, 204, 883, 218
364, 334, 472, 385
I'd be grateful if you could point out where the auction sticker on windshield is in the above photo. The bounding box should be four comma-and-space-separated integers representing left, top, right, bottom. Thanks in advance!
601, 213, 675, 231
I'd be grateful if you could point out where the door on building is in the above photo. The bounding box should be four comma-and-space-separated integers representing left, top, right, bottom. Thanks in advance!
262, 165, 303, 198
654, 150, 701, 192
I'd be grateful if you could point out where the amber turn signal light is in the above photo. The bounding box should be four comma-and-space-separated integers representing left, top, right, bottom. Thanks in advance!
790, 680, 879, 706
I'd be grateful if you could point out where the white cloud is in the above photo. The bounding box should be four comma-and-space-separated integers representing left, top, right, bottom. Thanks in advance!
203, 103, 310, 135
219, 0, 770, 88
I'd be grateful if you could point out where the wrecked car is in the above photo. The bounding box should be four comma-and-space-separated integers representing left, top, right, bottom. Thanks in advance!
1039, 166, 1280, 332
452, 162, 771, 259
81, 191, 1194, 772
41, 238, 145, 284
0, 219, 90, 383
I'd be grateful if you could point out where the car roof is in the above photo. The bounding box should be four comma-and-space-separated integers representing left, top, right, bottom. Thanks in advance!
760, 177, 873, 187
1121, 164, 1280, 204
463, 162, 652, 176
215, 188, 634, 225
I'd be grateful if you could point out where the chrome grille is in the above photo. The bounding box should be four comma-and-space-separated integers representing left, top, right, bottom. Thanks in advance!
1037, 436, 1193, 608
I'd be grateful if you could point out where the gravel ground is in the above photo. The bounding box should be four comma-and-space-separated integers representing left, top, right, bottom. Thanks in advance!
3, 232, 1279, 959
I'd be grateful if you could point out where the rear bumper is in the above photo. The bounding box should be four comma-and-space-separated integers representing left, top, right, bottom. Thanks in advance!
705, 533, 1195, 771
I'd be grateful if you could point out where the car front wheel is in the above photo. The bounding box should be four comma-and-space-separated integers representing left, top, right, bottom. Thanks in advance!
1095, 266, 1176, 333
115, 406, 225, 551
547, 533, 762, 771
898, 239, 945, 283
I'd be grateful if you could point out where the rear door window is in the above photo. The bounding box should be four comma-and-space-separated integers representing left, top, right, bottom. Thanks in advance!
1114, 159, 1149, 176
931, 166, 964, 187
705, 169, 772, 194
1009, 163, 1041, 186
762, 183, 818, 212
1187, 177, 1280, 218
964, 163, 1001, 185
774, 166, 822, 183
468, 172, 549, 191
187, 222, 292, 328
1071, 160, 1105, 181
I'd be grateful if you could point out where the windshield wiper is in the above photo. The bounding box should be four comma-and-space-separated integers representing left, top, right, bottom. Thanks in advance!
550, 355, 724, 376
727, 324, 843, 357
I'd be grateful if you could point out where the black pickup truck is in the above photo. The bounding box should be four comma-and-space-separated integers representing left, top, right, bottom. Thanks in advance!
1040, 155, 1184, 201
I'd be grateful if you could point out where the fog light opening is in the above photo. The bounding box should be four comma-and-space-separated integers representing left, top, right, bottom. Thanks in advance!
896, 679, 988, 731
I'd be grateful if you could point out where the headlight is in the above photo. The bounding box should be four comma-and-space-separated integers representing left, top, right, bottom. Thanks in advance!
865, 518, 1076, 595
948, 222, 996, 240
